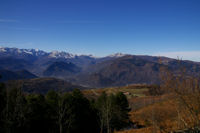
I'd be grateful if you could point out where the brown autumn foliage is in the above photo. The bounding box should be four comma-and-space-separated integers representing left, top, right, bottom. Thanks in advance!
160, 63, 200, 130
116, 60, 200, 133
129, 94, 172, 111
130, 99, 178, 132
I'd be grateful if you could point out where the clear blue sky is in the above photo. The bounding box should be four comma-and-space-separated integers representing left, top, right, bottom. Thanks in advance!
0, 0, 200, 60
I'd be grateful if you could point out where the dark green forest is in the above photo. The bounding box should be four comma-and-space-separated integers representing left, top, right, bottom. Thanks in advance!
0, 79, 130, 133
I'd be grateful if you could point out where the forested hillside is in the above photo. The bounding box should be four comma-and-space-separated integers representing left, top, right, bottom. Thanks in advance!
0, 82, 130, 133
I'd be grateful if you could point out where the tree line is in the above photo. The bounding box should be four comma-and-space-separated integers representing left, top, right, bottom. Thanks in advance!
0, 80, 130, 133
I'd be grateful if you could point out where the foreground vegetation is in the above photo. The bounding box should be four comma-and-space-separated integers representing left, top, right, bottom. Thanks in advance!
0, 80, 130, 133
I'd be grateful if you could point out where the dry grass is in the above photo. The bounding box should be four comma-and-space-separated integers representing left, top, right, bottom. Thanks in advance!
82, 85, 149, 100
128, 97, 180, 133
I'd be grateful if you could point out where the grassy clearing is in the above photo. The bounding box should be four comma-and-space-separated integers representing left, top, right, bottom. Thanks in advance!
82, 85, 149, 100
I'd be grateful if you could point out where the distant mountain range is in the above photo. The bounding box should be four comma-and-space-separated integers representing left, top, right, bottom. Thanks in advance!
0, 47, 200, 88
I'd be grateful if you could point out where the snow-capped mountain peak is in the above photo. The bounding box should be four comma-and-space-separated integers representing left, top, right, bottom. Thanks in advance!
107, 53, 127, 58
0, 47, 127, 59
0, 47, 78, 59
0, 47, 6, 52
48, 51, 76, 59
0, 47, 47, 56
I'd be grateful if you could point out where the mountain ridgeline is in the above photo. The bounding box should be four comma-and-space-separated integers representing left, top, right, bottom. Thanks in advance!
0, 47, 200, 88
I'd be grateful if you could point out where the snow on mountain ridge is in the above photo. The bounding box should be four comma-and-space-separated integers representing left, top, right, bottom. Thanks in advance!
0, 47, 47, 56
0, 47, 6, 52
0, 47, 128, 59
48, 51, 76, 58
0, 47, 76, 59
107, 53, 127, 58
